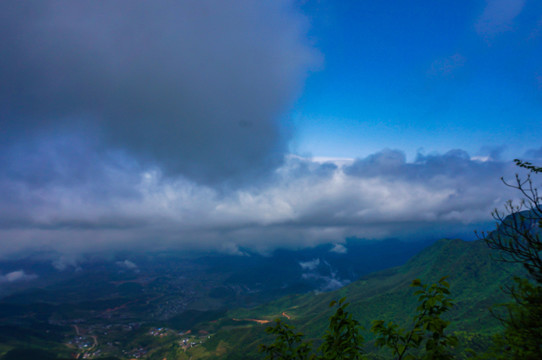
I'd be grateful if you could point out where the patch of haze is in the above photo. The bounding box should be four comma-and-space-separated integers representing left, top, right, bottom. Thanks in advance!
427, 53, 466, 77
476, 0, 526, 36
301, 259, 350, 292
117, 260, 139, 272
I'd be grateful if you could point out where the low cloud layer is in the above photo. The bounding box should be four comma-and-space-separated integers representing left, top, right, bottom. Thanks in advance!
1, 141, 538, 261
300, 259, 350, 292
299, 258, 320, 271
117, 260, 139, 272
0, 0, 317, 184
0, 270, 38, 283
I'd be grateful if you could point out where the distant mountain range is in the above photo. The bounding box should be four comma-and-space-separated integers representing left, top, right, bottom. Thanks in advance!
0, 238, 431, 359
0, 236, 524, 359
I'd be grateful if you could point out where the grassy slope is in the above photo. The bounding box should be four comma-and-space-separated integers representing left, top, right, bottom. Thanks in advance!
202, 239, 521, 359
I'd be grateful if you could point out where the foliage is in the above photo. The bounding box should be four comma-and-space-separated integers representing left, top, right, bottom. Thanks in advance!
319, 298, 365, 360
514, 159, 542, 174
483, 277, 542, 360
479, 160, 542, 359
259, 318, 315, 360
259, 298, 365, 360
371, 277, 457, 360
480, 159, 542, 283
260, 278, 458, 359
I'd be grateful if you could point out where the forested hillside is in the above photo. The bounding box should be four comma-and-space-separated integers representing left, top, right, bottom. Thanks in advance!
197, 238, 520, 359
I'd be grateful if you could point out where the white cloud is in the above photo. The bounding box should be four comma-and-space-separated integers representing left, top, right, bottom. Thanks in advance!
301, 260, 350, 292
0, 270, 37, 283
299, 258, 320, 270
330, 243, 347, 254
117, 260, 138, 271
0, 148, 525, 261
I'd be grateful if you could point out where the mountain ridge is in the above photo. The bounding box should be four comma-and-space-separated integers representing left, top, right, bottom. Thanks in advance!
200, 238, 521, 359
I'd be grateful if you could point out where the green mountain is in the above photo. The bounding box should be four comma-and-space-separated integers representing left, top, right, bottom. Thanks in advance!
0, 239, 431, 360
0, 238, 522, 359
197, 239, 521, 359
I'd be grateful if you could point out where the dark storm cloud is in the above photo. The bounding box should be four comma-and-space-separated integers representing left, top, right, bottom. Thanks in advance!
0, 0, 317, 183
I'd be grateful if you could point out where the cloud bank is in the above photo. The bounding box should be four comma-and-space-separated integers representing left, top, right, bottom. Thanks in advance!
1, 143, 536, 261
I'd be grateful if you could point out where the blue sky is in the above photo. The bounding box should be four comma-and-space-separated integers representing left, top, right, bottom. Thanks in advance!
0, 1, 540, 263
291, 0, 542, 160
